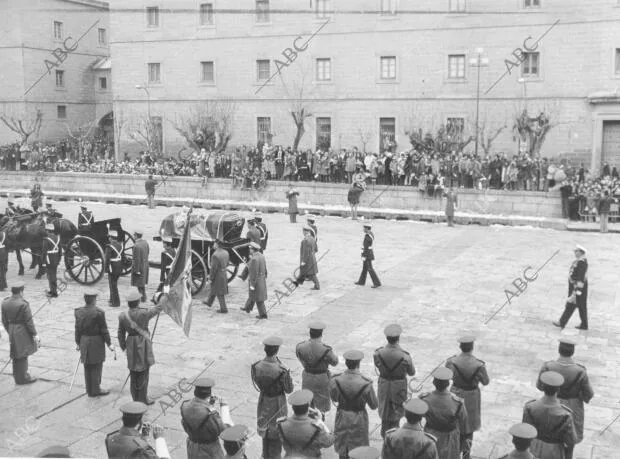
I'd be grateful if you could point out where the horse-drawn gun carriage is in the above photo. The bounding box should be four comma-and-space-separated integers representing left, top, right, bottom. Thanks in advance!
153, 210, 250, 295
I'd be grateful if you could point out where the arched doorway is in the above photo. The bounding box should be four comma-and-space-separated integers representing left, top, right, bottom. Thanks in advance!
98, 112, 114, 144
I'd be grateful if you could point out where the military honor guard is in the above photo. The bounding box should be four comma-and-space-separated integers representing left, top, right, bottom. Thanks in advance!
374, 324, 415, 437
203, 239, 229, 313
445, 335, 490, 459
444, 187, 458, 227
348, 446, 381, 459
307, 215, 318, 251
131, 229, 150, 302
220, 425, 250, 459
30, 183, 44, 212
329, 350, 379, 459
117, 291, 163, 405
180, 377, 233, 458
104, 229, 123, 307
41, 222, 61, 297
554, 245, 589, 330
286, 184, 299, 223
240, 242, 269, 319
251, 336, 294, 459
254, 212, 269, 252
354, 224, 381, 289
419, 367, 469, 459
77, 204, 94, 229
45, 202, 63, 219
295, 321, 339, 413
382, 399, 439, 459
293, 226, 320, 290
156, 236, 176, 294
105, 401, 170, 458
536, 338, 593, 450
497, 423, 539, 459
522, 371, 577, 459
1, 282, 40, 384
74, 290, 114, 397
276, 389, 335, 457
0, 228, 8, 291
239, 220, 261, 281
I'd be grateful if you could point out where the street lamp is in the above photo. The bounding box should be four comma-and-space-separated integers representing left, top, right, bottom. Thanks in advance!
469, 48, 489, 157
517, 77, 528, 108
135, 84, 151, 120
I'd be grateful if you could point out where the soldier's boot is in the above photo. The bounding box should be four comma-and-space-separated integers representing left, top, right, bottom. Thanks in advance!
311, 277, 320, 290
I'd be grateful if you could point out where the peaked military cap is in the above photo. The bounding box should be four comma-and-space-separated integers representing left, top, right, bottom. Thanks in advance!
126, 291, 142, 302
575, 244, 586, 254
120, 401, 148, 415
133, 229, 144, 236
558, 337, 577, 347
11, 281, 25, 290
302, 225, 312, 232
508, 422, 537, 439
308, 320, 326, 330
289, 389, 313, 406
348, 446, 381, 459
194, 377, 215, 388
263, 336, 283, 346
254, 212, 263, 220
363, 223, 372, 229
162, 235, 173, 243
46, 203, 53, 208
432, 367, 453, 381
404, 399, 428, 415
45, 223, 55, 231
37, 445, 72, 458
539, 371, 564, 387
83, 289, 98, 298
108, 229, 118, 238
384, 324, 402, 337
457, 335, 476, 344
80, 204, 87, 209
249, 241, 261, 250
306, 215, 316, 222
220, 425, 249, 442
343, 350, 364, 361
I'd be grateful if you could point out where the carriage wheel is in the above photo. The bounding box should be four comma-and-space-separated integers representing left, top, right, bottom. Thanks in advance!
190, 249, 207, 296
64, 235, 105, 285
226, 262, 239, 283
120, 232, 135, 276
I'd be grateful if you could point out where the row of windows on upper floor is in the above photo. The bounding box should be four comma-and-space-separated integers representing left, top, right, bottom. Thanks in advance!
52, 21, 107, 46
144, 0, 549, 28
52, 70, 108, 91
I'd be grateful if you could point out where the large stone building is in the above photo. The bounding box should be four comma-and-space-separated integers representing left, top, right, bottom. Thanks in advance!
0, 0, 111, 146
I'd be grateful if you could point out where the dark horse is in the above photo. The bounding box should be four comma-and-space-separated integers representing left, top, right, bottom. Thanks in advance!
0, 213, 77, 277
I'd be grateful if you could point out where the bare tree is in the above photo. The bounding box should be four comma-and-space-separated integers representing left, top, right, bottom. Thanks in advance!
357, 128, 372, 153
512, 107, 558, 157
405, 123, 473, 155
278, 65, 314, 151
113, 102, 126, 160
64, 119, 98, 159
0, 109, 43, 146
128, 113, 163, 156
476, 118, 507, 156
172, 99, 236, 153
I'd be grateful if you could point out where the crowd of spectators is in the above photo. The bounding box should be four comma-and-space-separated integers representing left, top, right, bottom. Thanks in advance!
561, 162, 620, 221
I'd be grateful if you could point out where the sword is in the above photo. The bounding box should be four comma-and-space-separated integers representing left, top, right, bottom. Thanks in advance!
68, 355, 81, 392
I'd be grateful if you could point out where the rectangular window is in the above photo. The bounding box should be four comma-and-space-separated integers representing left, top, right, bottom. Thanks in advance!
316, 58, 331, 81
57, 105, 67, 119
381, 0, 397, 15
99, 77, 107, 90
146, 6, 159, 27
201, 61, 214, 82
148, 62, 161, 83
446, 117, 465, 141
449, 0, 466, 12
380, 56, 396, 80
521, 52, 540, 76
257, 117, 272, 143
256, 0, 270, 22
448, 54, 466, 79
199, 3, 214, 25
379, 117, 396, 153
257, 60, 270, 81
55, 70, 64, 88
615, 48, 620, 75
98, 28, 107, 45
316, 117, 332, 149
316, 0, 330, 19
524, 0, 540, 6
53, 21, 63, 40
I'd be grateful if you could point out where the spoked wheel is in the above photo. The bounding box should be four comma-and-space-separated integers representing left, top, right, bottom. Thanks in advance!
190, 249, 207, 296
64, 235, 105, 285
121, 232, 135, 276
226, 262, 239, 283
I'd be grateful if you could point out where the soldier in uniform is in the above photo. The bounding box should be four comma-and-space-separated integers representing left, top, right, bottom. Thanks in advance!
131, 229, 150, 302
444, 187, 458, 227
348, 446, 381, 459
522, 371, 577, 459
117, 291, 163, 405
295, 321, 339, 413
293, 227, 320, 290
6, 197, 18, 217
354, 224, 381, 288
41, 222, 61, 297
45, 203, 63, 219
1, 282, 40, 384
180, 377, 233, 459
104, 229, 123, 307
156, 236, 176, 294
374, 324, 415, 437
251, 336, 294, 459
329, 349, 379, 459
77, 204, 94, 229
105, 401, 170, 458
554, 245, 589, 330
276, 389, 334, 457
240, 242, 268, 319
145, 175, 158, 209
445, 335, 490, 459
0, 228, 8, 291
535, 338, 593, 451
286, 184, 299, 223
497, 423, 539, 459
239, 220, 261, 281
382, 399, 439, 459
419, 367, 468, 459
30, 183, 44, 212
220, 425, 250, 459
74, 290, 115, 397
254, 212, 269, 252
307, 215, 318, 251
203, 239, 229, 313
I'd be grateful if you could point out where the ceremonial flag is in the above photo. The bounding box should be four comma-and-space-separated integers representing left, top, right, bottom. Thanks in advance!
159, 207, 193, 337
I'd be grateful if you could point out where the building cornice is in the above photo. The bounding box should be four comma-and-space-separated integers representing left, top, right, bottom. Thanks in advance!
587, 89, 620, 105
59, 0, 109, 10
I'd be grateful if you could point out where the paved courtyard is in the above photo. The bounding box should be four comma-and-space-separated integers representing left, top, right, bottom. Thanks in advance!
0, 199, 618, 458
